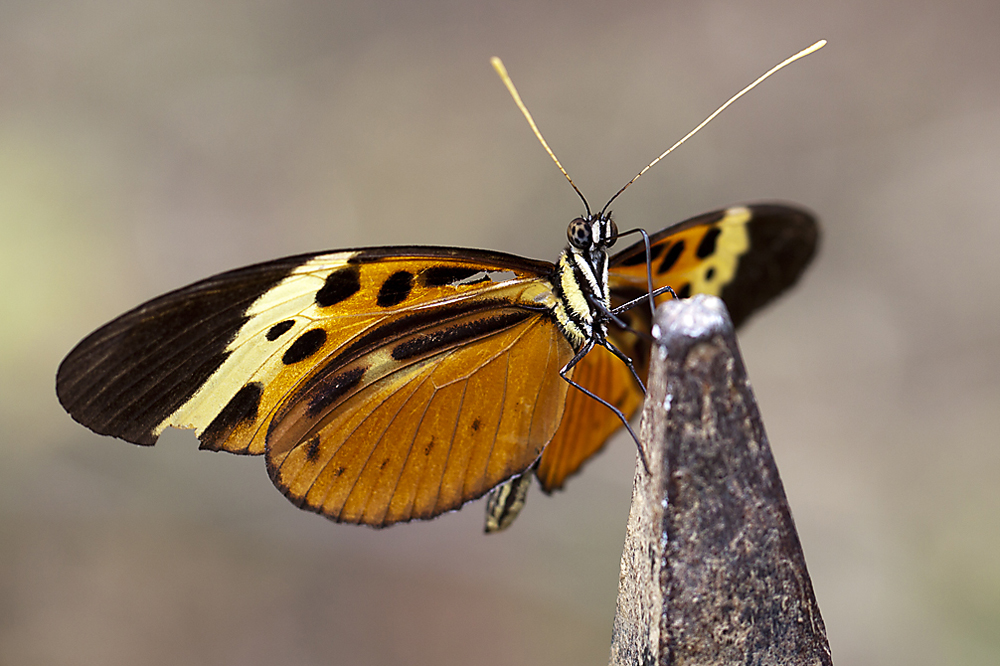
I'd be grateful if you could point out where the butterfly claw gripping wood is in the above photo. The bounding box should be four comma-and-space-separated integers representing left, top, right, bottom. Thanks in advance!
610, 295, 832, 666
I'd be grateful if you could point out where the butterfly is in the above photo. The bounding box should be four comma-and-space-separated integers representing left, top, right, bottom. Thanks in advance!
56, 201, 817, 528
55, 47, 822, 531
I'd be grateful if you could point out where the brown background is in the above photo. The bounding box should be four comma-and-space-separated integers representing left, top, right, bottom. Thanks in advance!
2, 1, 998, 664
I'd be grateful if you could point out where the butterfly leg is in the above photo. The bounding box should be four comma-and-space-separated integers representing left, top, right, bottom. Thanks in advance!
586, 292, 634, 333
559, 340, 651, 475
582, 296, 653, 393
583, 294, 648, 393
597, 337, 646, 395
611, 284, 679, 317
616, 227, 658, 318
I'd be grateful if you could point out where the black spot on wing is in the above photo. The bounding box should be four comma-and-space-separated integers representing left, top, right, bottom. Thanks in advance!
266, 320, 295, 341
696, 226, 722, 259
329, 297, 543, 372
305, 436, 321, 462
705, 267, 715, 281
200, 382, 263, 450
421, 266, 482, 287
377, 271, 414, 307
56, 255, 302, 446
657, 241, 685, 275
610, 209, 728, 270
617, 241, 665, 266
316, 266, 361, 307
677, 283, 691, 299
307, 366, 366, 417
390, 311, 533, 361
282, 328, 327, 365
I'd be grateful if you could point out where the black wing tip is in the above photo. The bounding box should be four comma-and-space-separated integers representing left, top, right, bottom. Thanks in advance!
745, 202, 820, 246
55, 343, 148, 446
54, 252, 308, 449
723, 202, 820, 328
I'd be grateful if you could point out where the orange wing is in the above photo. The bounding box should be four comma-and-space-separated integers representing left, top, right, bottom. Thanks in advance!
535, 204, 817, 492
266, 309, 572, 525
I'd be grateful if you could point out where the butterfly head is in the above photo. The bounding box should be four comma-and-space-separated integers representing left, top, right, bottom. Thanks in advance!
567, 214, 618, 257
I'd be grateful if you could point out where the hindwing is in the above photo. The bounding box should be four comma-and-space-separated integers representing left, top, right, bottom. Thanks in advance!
265, 302, 572, 525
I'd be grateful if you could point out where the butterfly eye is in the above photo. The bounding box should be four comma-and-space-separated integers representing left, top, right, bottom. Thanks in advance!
606, 219, 619, 247
567, 217, 592, 249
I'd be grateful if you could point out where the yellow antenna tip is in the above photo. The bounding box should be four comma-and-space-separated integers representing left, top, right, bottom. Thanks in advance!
599, 38, 828, 213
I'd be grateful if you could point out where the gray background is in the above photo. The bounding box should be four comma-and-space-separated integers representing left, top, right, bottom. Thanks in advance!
2, 1, 998, 664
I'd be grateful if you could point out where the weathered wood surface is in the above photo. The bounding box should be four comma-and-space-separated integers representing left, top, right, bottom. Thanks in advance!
610, 295, 832, 666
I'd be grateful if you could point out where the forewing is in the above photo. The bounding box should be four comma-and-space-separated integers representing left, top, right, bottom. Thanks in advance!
535, 204, 818, 492
56, 246, 558, 459
609, 203, 819, 325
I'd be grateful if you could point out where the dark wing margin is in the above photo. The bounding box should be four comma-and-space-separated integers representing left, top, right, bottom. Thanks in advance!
56, 245, 556, 448
56, 257, 304, 445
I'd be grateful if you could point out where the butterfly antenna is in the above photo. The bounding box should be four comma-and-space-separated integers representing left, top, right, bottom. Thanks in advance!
600, 39, 826, 216
492, 57, 592, 217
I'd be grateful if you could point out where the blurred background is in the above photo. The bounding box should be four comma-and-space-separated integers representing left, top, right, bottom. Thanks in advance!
1, 1, 998, 664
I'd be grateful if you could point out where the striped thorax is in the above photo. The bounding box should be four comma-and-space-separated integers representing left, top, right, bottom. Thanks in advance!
550, 214, 619, 349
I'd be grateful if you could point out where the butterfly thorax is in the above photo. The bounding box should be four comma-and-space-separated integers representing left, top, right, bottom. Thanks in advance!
549, 214, 618, 350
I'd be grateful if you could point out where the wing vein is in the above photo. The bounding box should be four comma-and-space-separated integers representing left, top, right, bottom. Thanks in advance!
428, 377, 468, 516
317, 369, 434, 517
341, 367, 439, 519
474, 348, 511, 495
529, 320, 555, 443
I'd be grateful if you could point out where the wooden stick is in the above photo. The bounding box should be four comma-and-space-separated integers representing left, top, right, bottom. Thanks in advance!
610, 294, 833, 666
